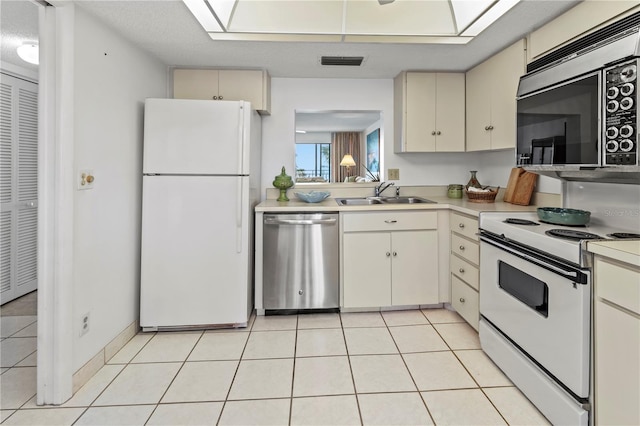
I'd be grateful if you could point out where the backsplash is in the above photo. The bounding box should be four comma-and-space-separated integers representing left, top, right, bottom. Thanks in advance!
564, 181, 640, 230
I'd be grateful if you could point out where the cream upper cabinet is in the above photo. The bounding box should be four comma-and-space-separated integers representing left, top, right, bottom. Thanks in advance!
341, 211, 439, 308
394, 72, 465, 153
173, 69, 271, 115
466, 39, 525, 151
528, 2, 640, 63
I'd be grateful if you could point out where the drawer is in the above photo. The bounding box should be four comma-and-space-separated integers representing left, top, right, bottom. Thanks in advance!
596, 258, 640, 315
343, 211, 437, 233
450, 254, 479, 291
451, 233, 480, 265
450, 212, 479, 241
451, 275, 479, 331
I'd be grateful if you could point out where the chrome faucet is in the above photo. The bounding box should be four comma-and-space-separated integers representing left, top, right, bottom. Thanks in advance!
374, 181, 395, 197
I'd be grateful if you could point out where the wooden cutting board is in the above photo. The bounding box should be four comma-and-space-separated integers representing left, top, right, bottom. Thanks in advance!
510, 171, 538, 205
503, 168, 525, 203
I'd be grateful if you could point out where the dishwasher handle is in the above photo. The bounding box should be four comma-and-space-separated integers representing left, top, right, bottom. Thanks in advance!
265, 217, 337, 226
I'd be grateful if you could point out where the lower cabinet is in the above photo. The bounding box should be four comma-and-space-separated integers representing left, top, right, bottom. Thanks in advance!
594, 256, 640, 426
342, 211, 439, 308
449, 212, 480, 330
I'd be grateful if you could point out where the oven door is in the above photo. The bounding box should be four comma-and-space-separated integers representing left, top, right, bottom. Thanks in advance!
479, 235, 590, 399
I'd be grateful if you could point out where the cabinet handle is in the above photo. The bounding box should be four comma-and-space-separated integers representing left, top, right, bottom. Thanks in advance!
488, 125, 494, 130
484, 126, 489, 131
459, 245, 465, 251
393, 251, 397, 257
459, 297, 465, 303
219, 96, 223, 100
459, 268, 465, 273
298, 290, 303, 295
384, 220, 397, 224
386, 252, 391, 257
431, 131, 436, 136
213, 96, 218, 100
458, 223, 465, 228
436, 131, 441, 135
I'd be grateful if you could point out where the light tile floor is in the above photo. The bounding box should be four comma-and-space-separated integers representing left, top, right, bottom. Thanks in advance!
0, 309, 551, 425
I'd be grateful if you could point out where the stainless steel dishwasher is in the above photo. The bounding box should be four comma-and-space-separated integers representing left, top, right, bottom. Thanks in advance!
263, 212, 339, 311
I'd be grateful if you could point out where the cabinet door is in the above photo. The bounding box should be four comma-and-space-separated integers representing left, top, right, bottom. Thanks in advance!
465, 62, 492, 151
218, 70, 265, 110
343, 233, 391, 308
391, 230, 438, 306
595, 300, 640, 425
405, 73, 437, 152
489, 39, 525, 150
173, 69, 219, 100
435, 73, 465, 152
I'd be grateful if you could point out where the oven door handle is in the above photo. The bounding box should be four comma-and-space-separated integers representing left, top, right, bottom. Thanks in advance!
480, 235, 589, 284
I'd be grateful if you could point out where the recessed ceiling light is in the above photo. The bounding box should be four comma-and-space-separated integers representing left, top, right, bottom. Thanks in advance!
17, 42, 39, 65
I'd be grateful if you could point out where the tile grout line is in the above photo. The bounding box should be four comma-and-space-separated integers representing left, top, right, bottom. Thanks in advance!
338, 311, 364, 426
287, 314, 299, 426
143, 329, 206, 425
216, 311, 263, 426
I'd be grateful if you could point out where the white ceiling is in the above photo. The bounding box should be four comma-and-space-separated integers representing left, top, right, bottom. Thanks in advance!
1, 0, 582, 78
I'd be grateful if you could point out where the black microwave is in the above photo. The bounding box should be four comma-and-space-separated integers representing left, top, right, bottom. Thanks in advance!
516, 59, 638, 168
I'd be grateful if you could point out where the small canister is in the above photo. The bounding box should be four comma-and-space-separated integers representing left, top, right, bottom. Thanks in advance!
447, 184, 463, 199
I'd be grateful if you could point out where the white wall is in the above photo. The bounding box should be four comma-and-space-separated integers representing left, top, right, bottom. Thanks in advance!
72, 7, 166, 371
261, 78, 561, 197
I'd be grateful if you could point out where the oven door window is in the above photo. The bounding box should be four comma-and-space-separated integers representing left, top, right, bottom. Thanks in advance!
498, 261, 549, 317
516, 73, 599, 166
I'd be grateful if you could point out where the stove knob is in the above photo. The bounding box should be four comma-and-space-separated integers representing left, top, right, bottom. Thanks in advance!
621, 64, 637, 83
620, 82, 635, 97
620, 97, 634, 111
619, 125, 634, 138
606, 126, 619, 139
606, 140, 619, 152
607, 86, 619, 99
607, 100, 619, 113
619, 139, 634, 152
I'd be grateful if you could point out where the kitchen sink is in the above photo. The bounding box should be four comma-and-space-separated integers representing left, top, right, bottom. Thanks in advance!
336, 196, 436, 206
336, 198, 384, 205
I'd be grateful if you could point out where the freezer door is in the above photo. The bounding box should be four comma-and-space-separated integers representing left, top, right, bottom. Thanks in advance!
143, 98, 249, 175
140, 175, 252, 328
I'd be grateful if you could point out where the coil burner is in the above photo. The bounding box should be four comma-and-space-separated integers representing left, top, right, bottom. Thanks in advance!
545, 229, 603, 241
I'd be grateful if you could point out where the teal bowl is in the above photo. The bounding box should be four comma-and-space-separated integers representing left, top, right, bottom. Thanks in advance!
294, 191, 331, 203
537, 207, 591, 226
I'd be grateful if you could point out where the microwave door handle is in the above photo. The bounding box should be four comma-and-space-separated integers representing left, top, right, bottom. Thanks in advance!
480, 236, 588, 284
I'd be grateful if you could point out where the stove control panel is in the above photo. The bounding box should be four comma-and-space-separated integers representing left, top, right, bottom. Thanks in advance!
604, 59, 638, 166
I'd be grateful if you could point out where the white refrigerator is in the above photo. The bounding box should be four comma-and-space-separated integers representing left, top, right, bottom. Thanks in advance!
140, 98, 261, 331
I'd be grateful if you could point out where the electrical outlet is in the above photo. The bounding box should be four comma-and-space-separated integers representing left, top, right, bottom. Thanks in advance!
388, 168, 400, 180
80, 312, 90, 337
78, 169, 95, 190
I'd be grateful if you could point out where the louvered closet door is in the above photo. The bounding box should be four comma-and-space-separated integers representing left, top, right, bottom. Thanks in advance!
1, 73, 38, 305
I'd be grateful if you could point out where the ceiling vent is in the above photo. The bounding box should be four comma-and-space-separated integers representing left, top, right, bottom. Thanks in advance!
320, 56, 364, 66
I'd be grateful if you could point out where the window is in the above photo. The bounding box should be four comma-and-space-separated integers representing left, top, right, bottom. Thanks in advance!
295, 143, 331, 182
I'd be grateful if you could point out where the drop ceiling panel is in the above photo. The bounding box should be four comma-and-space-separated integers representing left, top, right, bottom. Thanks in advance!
345, 0, 455, 35
229, 0, 344, 34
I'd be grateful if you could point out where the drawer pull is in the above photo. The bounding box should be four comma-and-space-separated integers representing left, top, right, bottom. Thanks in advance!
459, 268, 465, 273
458, 223, 465, 228
385, 220, 398, 224
459, 297, 465, 303
459, 245, 465, 251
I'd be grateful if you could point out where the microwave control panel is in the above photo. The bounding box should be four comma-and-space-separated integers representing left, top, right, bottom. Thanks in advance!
604, 59, 638, 166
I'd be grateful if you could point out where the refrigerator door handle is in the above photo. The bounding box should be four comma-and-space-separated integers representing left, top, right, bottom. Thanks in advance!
236, 176, 243, 254
237, 106, 245, 175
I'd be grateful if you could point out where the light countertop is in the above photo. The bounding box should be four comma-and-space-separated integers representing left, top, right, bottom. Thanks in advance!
587, 240, 640, 268
255, 196, 538, 217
